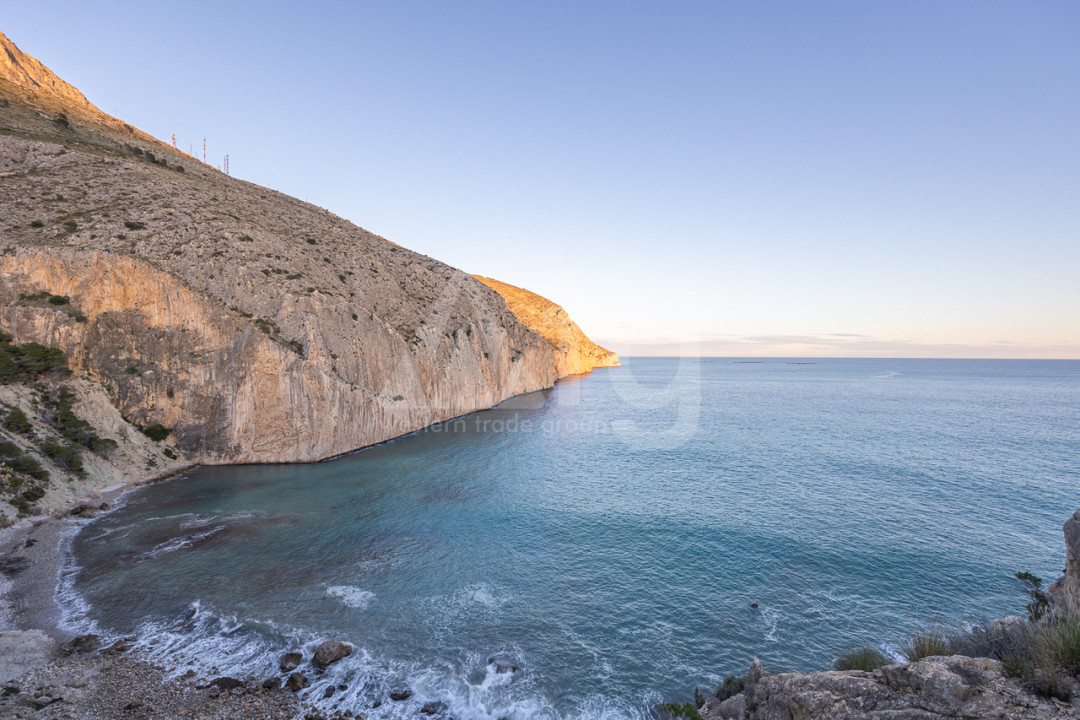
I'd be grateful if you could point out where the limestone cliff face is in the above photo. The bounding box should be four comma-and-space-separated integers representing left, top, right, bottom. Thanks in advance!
472, 276, 619, 377
1049, 509, 1080, 615
0, 33, 585, 465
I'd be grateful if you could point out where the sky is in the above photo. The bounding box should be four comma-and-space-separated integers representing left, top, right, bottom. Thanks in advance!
5, 2, 1079, 357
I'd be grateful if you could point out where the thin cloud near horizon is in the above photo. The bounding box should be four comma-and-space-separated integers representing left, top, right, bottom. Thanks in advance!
597, 333, 1080, 359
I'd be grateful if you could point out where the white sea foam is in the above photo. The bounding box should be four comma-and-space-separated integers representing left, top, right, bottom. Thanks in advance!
327, 585, 376, 610
135, 525, 226, 560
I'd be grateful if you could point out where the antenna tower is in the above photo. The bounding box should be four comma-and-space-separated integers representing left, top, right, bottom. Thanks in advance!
224, 155, 229, 175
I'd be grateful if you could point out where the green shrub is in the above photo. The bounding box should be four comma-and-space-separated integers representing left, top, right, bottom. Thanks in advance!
39, 440, 83, 474
20, 485, 44, 502
903, 628, 953, 662
8, 454, 48, 481
29, 220, 44, 228
3, 406, 31, 434
47, 295, 69, 305
163, 447, 176, 459
63, 220, 77, 233
142, 424, 170, 442
658, 702, 702, 720
834, 647, 891, 672
0, 337, 68, 382
124, 221, 146, 230
50, 387, 115, 452
1017, 572, 1050, 621
9, 496, 31, 514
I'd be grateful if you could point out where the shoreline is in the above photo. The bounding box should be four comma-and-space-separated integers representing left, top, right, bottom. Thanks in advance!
0, 476, 312, 719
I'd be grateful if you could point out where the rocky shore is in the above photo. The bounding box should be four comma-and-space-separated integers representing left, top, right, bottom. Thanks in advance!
0, 509, 376, 720
693, 509, 1080, 720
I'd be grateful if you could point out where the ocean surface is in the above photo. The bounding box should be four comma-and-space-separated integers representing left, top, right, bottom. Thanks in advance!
62, 358, 1080, 719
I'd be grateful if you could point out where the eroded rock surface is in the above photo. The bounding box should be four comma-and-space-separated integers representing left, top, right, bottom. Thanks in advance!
473, 275, 619, 377
1049, 509, 1080, 615
701, 655, 1079, 719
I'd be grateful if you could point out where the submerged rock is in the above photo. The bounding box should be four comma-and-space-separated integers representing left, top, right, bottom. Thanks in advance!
312, 640, 352, 669
421, 700, 447, 715
487, 657, 518, 674
389, 689, 412, 701
280, 652, 303, 672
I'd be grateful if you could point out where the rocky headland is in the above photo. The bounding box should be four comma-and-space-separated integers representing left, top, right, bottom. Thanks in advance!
0, 29, 617, 524
472, 276, 620, 377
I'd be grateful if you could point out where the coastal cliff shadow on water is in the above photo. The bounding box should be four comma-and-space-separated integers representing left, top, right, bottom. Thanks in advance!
58, 358, 1080, 719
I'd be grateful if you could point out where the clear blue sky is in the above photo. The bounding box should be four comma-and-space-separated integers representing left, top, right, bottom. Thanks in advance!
7, 2, 1079, 357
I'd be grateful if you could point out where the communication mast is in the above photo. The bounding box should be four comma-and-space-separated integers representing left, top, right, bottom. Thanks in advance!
171, 133, 176, 149
224, 155, 229, 175
203, 139, 206, 163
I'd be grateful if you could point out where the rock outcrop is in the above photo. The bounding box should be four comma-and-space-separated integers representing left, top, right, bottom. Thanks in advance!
0, 629, 59, 683
0, 32, 614, 469
701, 655, 1078, 720
1049, 509, 1080, 615
472, 276, 619, 377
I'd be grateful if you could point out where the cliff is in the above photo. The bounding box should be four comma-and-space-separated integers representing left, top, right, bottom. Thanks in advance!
1049, 509, 1080, 615
472, 276, 620, 377
0, 31, 614, 474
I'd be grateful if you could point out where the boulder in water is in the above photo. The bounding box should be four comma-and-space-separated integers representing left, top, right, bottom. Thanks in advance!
280, 652, 302, 672
390, 689, 412, 701
285, 672, 308, 692
312, 640, 352, 669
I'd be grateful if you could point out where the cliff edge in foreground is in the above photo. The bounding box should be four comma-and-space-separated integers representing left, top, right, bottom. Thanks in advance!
0, 31, 613, 487
472, 276, 620, 377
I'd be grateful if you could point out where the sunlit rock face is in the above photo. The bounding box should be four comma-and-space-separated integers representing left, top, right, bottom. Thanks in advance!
0, 32, 594, 464
472, 276, 620, 378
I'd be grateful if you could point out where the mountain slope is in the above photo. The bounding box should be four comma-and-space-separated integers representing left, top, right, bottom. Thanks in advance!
473, 276, 620, 377
0, 31, 611, 465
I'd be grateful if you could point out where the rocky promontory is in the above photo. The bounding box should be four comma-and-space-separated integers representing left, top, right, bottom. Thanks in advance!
473, 275, 620, 377
0, 29, 615, 513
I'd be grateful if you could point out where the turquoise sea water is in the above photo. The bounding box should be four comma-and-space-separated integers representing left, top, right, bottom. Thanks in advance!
64, 358, 1079, 719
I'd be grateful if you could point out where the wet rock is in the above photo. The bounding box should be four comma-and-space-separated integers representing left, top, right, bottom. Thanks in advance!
263, 677, 282, 690
67, 634, 100, 654
208, 676, 245, 691
488, 658, 517, 674
280, 652, 303, 672
421, 700, 447, 715
323, 685, 336, 698
390, 689, 412, 701
285, 672, 309, 692
312, 640, 353, 669
98, 502, 111, 511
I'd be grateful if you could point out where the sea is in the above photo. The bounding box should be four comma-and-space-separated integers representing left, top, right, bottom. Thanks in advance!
60, 358, 1080, 719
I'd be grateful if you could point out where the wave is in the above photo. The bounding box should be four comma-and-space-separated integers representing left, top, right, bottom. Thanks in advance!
326, 585, 376, 610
